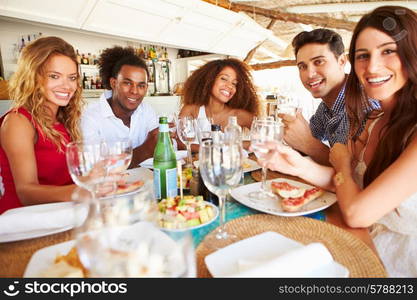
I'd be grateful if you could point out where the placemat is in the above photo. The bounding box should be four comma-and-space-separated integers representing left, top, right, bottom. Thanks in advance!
0, 230, 73, 277
196, 214, 387, 278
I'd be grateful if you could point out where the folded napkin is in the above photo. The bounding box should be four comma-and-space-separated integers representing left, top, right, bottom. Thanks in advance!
139, 150, 188, 168
0, 203, 75, 237
230, 242, 334, 277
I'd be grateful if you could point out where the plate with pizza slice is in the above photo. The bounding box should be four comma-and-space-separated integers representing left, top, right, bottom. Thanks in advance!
101, 167, 153, 198
230, 178, 337, 217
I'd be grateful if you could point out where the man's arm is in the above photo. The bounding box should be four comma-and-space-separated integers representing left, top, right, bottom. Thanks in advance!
129, 127, 159, 168
280, 110, 330, 166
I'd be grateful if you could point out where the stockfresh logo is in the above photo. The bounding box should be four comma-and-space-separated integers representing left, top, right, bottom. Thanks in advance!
3, 281, 20, 297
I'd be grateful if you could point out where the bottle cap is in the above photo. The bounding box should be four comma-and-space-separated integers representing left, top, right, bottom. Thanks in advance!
211, 124, 221, 131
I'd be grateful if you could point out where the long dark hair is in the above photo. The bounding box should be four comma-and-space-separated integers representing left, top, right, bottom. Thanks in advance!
181, 58, 259, 114
345, 6, 417, 187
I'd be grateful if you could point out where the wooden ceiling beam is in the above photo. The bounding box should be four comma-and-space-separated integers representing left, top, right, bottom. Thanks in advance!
202, 0, 356, 31
244, 19, 276, 63
250, 59, 296, 70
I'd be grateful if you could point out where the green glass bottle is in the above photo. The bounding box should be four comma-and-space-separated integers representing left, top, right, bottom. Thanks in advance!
153, 116, 178, 200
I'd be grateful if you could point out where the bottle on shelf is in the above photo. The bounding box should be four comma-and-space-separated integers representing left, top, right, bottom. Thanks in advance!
153, 116, 178, 200
90, 77, 96, 90
82, 72, 88, 89
76, 50, 81, 64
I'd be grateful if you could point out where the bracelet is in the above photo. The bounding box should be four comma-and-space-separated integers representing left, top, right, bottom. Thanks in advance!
333, 172, 345, 186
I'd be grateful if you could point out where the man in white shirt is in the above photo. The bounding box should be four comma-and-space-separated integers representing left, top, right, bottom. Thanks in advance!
81, 46, 159, 167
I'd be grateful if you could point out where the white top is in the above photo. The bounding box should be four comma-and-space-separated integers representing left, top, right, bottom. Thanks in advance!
81, 91, 158, 148
353, 118, 417, 277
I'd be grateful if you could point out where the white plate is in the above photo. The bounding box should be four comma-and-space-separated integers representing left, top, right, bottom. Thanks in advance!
230, 178, 337, 217
24, 222, 194, 277
193, 158, 260, 173
24, 240, 75, 277
139, 151, 187, 168
0, 202, 74, 243
125, 167, 153, 182
159, 201, 218, 232
205, 231, 349, 277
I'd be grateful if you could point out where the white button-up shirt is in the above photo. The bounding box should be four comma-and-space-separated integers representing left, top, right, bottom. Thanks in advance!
81, 91, 158, 148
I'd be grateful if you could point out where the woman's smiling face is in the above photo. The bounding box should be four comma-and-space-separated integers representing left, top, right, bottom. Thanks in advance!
210, 66, 237, 104
354, 27, 408, 102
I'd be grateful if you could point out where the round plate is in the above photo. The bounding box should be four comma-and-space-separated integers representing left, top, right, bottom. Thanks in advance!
159, 201, 218, 232
230, 178, 337, 217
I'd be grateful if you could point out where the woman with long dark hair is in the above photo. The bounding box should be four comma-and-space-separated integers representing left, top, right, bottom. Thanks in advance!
257, 6, 417, 277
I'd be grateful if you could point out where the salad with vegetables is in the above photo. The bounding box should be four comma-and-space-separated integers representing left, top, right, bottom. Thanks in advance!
158, 195, 216, 230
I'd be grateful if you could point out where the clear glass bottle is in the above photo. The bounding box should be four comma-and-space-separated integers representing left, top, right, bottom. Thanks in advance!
153, 117, 178, 200
224, 116, 242, 143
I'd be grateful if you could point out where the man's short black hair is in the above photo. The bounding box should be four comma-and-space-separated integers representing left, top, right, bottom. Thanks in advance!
292, 28, 345, 58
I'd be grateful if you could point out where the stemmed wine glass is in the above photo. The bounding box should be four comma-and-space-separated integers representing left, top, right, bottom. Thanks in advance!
105, 138, 133, 175
66, 141, 115, 197
177, 116, 197, 167
249, 119, 283, 202
199, 139, 243, 249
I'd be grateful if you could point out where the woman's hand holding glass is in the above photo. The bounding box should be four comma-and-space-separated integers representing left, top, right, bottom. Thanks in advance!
249, 119, 283, 201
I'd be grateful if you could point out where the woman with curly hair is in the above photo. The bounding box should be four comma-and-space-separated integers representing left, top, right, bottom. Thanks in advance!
258, 6, 417, 276
0, 36, 83, 214
81, 46, 160, 166
179, 58, 259, 130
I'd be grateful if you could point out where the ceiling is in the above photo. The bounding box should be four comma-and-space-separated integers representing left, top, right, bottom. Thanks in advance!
0, 0, 275, 58
1, 0, 416, 69
203, 0, 417, 68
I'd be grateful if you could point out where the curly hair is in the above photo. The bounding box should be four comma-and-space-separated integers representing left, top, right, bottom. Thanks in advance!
181, 58, 259, 114
292, 28, 345, 58
345, 6, 417, 187
8, 36, 84, 151
98, 46, 149, 89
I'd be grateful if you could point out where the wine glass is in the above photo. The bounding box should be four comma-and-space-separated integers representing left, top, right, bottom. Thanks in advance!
199, 139, 243, 249
276, 95, 298, 120
72, 181, 196, 277
177, 116, 197, 167
249, 119, 283, 202
66, 141, 115, 197
105, 138, 133, 174
195, 116, 213, 143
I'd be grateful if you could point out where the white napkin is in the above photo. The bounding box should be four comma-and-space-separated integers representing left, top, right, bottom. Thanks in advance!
0, 203, 74, 236
139, 150, 188, 168
230, 242, 333, 277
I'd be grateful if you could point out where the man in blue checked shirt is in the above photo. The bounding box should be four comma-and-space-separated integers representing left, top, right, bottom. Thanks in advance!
280, 29, 378, 165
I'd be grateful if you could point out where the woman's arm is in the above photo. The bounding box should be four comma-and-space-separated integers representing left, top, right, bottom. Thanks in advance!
235, 109, 255, 129
0, 113, 76, 205
331, 137, 417, 228
260, 142, 335, 190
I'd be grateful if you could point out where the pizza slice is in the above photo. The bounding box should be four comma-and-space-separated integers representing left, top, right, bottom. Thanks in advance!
271, 181, 306, 198
115, 180, 144, 194
281, 187, 324, 212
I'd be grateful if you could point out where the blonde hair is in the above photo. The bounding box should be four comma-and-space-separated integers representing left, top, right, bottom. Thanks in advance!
8, 36, 84, 151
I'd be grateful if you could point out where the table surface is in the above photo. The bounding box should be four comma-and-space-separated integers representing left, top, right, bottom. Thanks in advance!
0, 165, 381, 277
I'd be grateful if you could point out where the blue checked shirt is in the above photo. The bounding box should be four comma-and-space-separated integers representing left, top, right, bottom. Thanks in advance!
309, 84, 379, 146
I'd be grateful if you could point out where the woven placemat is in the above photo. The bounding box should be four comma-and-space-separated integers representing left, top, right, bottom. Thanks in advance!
196, 214, 387, 278
0, 230, 73, 277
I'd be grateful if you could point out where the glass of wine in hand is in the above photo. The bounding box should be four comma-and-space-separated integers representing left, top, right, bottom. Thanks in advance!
249, 119, 283, 202
66, 141, 115, 197
199, 139, 243, 249
177, 116, 197, 167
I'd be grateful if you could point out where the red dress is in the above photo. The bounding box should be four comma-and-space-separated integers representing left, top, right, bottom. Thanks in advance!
0, 107, 73, 214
